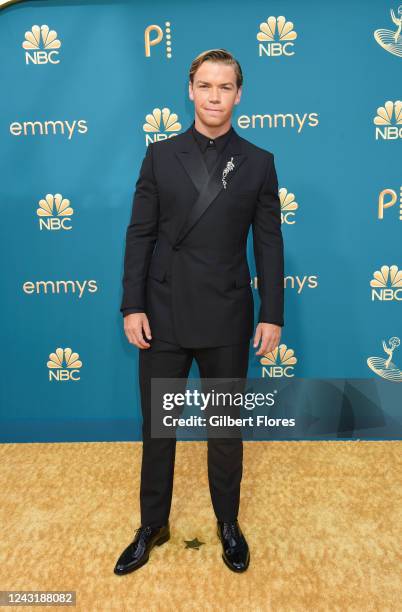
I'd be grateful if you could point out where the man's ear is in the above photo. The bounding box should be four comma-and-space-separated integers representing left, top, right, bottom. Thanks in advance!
188, 82, 194, 101
235, 86, 242, 105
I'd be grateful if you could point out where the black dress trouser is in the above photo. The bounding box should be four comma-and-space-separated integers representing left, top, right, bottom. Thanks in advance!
138, 337, 250, 527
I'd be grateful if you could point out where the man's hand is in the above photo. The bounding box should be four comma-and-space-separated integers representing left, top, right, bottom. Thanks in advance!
253, 322, 281, 356
123, 312, 152, 349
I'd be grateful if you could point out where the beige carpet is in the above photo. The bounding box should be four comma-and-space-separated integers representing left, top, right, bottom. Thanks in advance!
0, 440, 401, 611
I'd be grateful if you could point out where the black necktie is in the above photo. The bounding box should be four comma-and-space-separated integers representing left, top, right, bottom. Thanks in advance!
204, 139, 218, 175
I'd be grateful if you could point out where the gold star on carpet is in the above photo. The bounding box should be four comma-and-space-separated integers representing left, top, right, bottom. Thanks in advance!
184, 537, 205, 550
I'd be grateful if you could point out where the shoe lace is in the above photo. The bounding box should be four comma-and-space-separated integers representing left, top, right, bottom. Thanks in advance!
133, 525, 153, 541
222, 521, 241, 545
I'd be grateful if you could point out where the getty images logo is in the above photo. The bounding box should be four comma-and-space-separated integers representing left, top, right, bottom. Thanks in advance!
280, 187, 299, 225
257, 16, 297, 57
374, 100, 402, 140
22, 24, 61, 64
260, 344, 297, 378
47, 348, 82, 381
36, 194, 74, 231
370, 265, 402, 300
143, 107, 182, 145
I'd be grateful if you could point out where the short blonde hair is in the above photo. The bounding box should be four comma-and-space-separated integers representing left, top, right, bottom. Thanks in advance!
189, 48, 243, 89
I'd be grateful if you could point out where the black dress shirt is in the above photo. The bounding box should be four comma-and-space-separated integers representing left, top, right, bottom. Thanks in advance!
191, 121, 234, 175
122, 122, 234, 317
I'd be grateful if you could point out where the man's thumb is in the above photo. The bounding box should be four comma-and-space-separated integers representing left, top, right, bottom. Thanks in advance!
143, 317, 152, 340
253, 325, 261, 347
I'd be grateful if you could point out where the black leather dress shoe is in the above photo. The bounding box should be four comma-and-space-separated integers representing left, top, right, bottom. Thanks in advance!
217, 519, 250, 572
114, 522, 170, 575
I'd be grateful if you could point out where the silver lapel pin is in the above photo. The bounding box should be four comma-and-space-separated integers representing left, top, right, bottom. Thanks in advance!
221, 157, 235, 189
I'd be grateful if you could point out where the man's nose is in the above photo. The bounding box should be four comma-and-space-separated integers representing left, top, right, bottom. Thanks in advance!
208, 89, 221, 103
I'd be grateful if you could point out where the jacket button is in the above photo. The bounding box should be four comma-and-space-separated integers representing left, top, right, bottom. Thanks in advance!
173, 245, 180, 251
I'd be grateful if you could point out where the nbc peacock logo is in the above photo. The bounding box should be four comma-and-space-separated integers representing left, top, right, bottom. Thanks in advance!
377, 186, 402, 220
36, 194, 74, 231
47, 347, 82, 381
373, 100, 402, 140
260, 344, 297, 378
22, 24, 61, 65
143, 107, 181, 145
370, 265, 402, 300
257, 16, 297, 57
367, 337, 401, 382
280, 187, 298, 225
374, 6, 402, 58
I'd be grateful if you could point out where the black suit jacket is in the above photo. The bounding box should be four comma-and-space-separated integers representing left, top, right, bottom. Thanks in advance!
120, 123, 284, 348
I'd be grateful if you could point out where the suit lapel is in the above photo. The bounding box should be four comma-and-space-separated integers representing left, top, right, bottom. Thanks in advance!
175, 134, 210, 194
174, 125, 247, 245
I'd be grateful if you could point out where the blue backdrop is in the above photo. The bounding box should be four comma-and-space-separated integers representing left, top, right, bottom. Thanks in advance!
1, 0, 401, 442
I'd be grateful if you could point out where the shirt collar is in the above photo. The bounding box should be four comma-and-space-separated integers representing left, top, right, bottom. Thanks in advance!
191, 120, 234, 154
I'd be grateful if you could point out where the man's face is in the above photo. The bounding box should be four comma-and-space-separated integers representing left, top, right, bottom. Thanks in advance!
189, 60, 242, 127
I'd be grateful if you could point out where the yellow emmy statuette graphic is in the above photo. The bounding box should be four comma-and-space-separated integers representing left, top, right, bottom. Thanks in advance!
47, 348, 82, 382
374, 6, 402, 58
36, 194, 74, 232
367, 337, 401, 382
143, 107, 181, 143
260, 344, 297, 378
22, 24, 61, 64
279, 187, 298, 224
257, 16, 297, 57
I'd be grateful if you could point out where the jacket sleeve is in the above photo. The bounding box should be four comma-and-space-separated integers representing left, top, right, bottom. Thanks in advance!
120, 142, 159, 314
252, 153, 284, 327
121, 308, 146, 317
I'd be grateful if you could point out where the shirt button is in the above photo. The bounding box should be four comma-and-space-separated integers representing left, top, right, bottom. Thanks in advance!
209, 140, 213, 144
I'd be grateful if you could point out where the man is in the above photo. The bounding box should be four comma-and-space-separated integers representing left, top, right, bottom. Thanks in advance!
114, 49, 284, 575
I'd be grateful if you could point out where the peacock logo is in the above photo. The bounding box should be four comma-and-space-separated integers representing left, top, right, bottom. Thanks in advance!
22, 24, 61, 64
257, 16, 297, 57
374, 6, 402, 57
36, 194, 74, 232
370, 265, 402, 300
373, 100, 402, 140
260, 344, 297, 378
47, 348, 82, 381
280, 187, 298, 225
367, 337, 401, 382
143, 107, 181, 144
